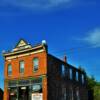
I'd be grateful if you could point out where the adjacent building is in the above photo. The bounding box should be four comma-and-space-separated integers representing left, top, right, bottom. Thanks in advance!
0, 88, 3, 100
3, 39, 88, 100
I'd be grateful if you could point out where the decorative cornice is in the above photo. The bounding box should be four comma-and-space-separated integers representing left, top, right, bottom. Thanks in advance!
3, 44, 44, 57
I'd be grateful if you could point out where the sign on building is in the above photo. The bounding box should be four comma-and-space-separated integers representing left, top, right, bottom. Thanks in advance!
32, 93, 43, 100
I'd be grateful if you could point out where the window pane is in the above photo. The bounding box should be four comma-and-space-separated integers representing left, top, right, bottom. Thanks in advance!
82, 74, 85, 84
20, 61, 24, 73
62, 65, 65, 76
62, 87, 66, 100
32, 84, 42, 93
76, 88, 80, 100
70, 69, 73, 80
33, 58, 39, 72
8, 64, 12, 75
76, 72, 79, 81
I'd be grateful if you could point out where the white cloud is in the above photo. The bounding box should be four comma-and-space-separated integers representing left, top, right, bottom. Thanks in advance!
2, 0, 72, 10
83, 28, 100, 47
0, 0, 97, 11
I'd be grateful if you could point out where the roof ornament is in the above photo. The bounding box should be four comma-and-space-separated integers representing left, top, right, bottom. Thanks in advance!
42, 40, 47, 45
13, 39, 32, 51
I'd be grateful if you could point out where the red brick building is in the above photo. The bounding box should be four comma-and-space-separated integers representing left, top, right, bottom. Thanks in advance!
3, 39, 88, 100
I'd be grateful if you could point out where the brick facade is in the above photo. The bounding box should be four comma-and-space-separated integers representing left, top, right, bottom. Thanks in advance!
47, 54, 88, 100
3, 39, 88, 100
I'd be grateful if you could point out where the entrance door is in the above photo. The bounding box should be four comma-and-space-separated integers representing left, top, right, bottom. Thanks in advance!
18, 86, 29, 100
9, 88, 17, 100
9, 94, 17, 100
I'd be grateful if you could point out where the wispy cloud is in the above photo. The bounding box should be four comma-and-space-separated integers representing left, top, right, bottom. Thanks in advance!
0, 0, 97, 12
2, 0, 72, 10
0, 0, 97, 16
83, 28, 100, 48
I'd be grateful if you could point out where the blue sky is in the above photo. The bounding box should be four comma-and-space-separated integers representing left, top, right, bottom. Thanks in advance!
0, 0, 100, 90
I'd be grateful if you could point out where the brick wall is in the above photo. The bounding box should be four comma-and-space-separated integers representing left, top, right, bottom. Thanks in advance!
5, 51, 47, 79
47, 54, 88, 100
4, 50, 48, 100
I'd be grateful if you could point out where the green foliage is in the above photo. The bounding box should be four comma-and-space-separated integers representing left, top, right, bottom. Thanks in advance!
78, 66, 100, 100
96, 82, 100, 86
94, 85, 100, 100
87, 76, 100, 100
87, 75, 96, 90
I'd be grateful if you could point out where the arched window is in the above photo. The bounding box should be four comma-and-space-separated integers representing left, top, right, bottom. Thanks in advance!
33, 58, 39, 72
8, 64, 12, 76
19, 61, 24, 73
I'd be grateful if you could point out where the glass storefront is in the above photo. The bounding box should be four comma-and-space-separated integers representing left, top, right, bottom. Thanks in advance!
7, 77, 43, 100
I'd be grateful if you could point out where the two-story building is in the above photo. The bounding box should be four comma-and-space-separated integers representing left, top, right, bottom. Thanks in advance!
3, 39, 88, 100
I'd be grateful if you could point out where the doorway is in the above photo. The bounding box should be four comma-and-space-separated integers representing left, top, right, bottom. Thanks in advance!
18, 86, 29, 100
9, 94, 17, 100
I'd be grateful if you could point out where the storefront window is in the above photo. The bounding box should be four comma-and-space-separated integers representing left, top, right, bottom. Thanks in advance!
32, 84, 42, 93
20, 61, 24, 74
33, 58, 39, 72
8, 64, 12, 76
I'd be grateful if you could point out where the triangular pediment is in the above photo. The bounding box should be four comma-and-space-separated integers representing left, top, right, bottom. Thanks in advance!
17, 39, 27, 48
13, 39, 32, 51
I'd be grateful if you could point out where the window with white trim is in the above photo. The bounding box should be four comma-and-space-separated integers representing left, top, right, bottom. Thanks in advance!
19, 61, 24, 74
33, 58, 39, 72
8, 64, 12, 76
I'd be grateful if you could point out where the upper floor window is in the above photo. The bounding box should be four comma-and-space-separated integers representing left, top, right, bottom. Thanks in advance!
61, 65, 65, 77
82, 74, 85, 84
76, 71, 79, 81
65, 67, 68, 76
33, 58, 39, 72
20, 61, 24, 74
70, 69, 73, 80
8, 64, 12, 76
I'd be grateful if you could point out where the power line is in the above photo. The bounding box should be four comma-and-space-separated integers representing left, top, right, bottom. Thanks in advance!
50, 44, 98, 56
1, 44, 99, 74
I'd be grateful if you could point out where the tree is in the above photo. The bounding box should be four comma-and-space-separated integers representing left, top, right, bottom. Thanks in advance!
78, 66, 86, 73
87, 75, 96, 90
78, 66, 100, 100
